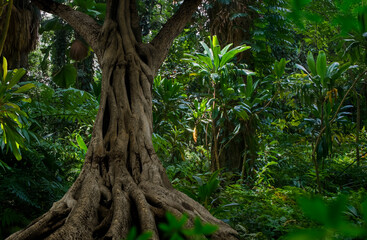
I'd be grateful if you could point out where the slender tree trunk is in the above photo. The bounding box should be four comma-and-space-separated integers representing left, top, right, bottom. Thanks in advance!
211, 86, 220, 171
6, 0, 238, 239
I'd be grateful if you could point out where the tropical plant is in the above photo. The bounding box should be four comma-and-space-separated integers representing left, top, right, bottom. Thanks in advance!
0, 57, 35, 160
251, 0, 305, 74
286, 195, 367, 240
152, 75, 190, 163
295, 50, 357, 192
184, 35, 253, 171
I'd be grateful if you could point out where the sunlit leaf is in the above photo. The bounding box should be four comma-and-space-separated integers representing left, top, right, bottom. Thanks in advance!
2, 57, 8, 81
76, 134, 88, 153
7, 68, 26, 88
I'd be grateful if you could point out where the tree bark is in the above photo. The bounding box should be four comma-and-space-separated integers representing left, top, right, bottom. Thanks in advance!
0, 0, 40, 68
6, 0, 238, 239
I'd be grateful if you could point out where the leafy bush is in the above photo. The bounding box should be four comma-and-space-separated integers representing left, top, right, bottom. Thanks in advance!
0, 57, 35, 160
286, 192, 367, 240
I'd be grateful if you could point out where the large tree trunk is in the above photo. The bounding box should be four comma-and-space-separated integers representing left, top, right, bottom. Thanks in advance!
0, 0, 40, 68
6, 0, 238, 239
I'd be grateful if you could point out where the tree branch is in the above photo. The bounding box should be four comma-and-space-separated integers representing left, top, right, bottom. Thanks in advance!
130, 0, 142, 43
150, 0, 202, 73
31, 0, 102, 58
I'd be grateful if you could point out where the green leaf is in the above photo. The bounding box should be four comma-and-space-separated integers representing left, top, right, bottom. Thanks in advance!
22, 98, 32, 103
193, 217, 218, 235
14, 83, 35, 93
125, 227, 152, 240
4, 102, 20, 111
12, 143, 22, 161
76, 134, 88, 152
295, 63, 309, 74
220, 43, 233, 55
211, 36, 221, 70
74, 0, 94, 10
136, 231, 153, 240
0, 159, 11, 171
200, 41, 214, 66
220, 45, 250, 67
212, 35, 219, 49
298, 197, 328, 225
5, 128, 23, 160
196, 54, 213, 71
316, 51, 327, 85
274, 58, 289, 79
2, 57, 8, 81
307, 51, 317, 76
234, 102, 251, 120
206, 170, 220, 195
52, 64, 77, 88
245, 75, 253, 97
126, 227, 137, 240
326, 62, 340, 80
327, 195, 348, 227
7, 68, 26, 89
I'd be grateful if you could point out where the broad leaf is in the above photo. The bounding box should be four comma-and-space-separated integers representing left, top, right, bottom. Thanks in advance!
220, 45, 251, 67
316, 51, 327, 85
307, 51, 317, 76
7, 68, 26, 89
298, 197, 328, 225
76, 134, 88, 153
14, 83, 35, 93
52, 64, 77, 88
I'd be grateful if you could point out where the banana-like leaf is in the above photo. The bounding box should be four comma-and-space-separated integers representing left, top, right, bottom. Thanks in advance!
307, 51, 317, 76
316, 50, 327, 85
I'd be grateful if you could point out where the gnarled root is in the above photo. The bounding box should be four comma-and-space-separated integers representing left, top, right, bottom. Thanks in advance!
6, 160, 238, 240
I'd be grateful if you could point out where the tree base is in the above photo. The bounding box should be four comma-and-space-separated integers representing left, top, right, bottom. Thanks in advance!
6, 161, 238, 240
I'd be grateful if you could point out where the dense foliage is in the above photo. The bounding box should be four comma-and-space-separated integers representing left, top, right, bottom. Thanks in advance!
1, 0, 367, 239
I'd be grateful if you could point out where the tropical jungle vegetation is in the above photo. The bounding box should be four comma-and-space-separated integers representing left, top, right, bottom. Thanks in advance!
0, 0, 367, 239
